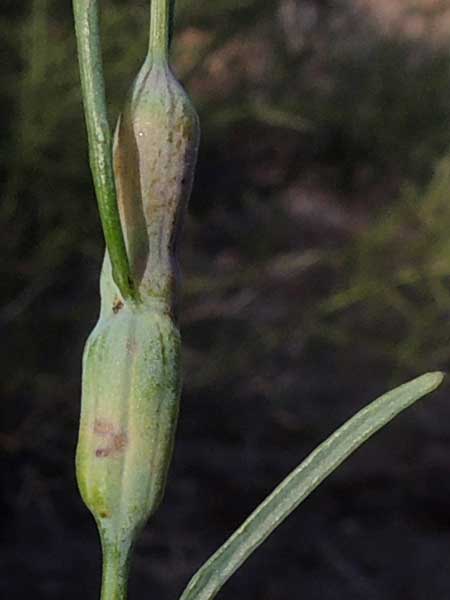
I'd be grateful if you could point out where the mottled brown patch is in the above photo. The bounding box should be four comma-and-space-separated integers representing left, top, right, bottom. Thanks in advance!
94, 419, 114, 436
95, 448, 110, 458
113, 433, 128, 452
112, 298, 124, 314
93, 421, 128, 458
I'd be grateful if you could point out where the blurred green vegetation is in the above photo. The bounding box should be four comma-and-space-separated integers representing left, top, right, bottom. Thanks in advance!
320, 155, 450, 373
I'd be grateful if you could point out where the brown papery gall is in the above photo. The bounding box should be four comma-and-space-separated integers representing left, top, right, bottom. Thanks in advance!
113, 47, 200, 314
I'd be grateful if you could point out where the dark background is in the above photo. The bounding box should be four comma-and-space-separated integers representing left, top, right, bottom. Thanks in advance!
2, 1, 450, 598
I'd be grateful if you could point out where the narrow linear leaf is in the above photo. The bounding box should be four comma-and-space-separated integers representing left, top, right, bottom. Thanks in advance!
179, 371, 444, 600
73, 0, 136, 301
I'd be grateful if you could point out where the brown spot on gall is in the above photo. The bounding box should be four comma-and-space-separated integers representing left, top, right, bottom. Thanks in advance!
95, 448, 110, 458
113, 433, 128, 452
94, 419, 114, 436
93, 420, 128, 458
112, 298, 124, 314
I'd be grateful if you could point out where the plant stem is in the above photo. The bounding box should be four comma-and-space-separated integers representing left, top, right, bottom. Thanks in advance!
100, 542, 131, 600
149, 0, 173, 60
73, 0, 137, 302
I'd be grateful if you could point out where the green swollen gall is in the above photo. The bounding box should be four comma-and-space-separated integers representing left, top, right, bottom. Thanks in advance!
76, 277, 181, 543
76, 270, 181, 598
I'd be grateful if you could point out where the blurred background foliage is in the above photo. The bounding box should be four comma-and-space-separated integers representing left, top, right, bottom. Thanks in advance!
3, 1, 450, 599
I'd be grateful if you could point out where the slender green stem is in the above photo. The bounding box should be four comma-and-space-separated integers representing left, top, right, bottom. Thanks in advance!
73, 0, 137, 302
100, 541, 131, 600
149, 0, 172, 59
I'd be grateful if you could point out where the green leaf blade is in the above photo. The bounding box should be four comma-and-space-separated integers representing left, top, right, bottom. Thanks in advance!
179, 372, 444, 600
73, 0, 137, 302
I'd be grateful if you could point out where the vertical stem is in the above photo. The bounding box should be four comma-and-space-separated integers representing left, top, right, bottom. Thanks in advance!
100, 542, 131, 600
149, 0, 172, 60
73, 0, 137, 302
